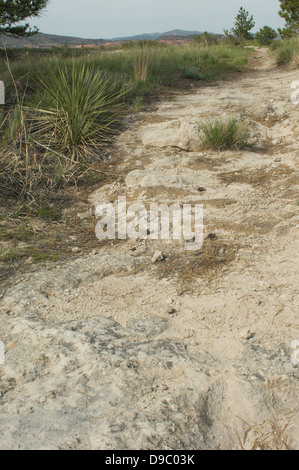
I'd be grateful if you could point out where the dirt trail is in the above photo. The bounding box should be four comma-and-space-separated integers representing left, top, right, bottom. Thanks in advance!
0, 49, 298, 450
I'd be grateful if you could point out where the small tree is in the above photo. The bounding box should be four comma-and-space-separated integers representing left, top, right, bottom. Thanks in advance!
255, 26, 278, 45
278, 0, 299, 37
0, 0, 48, 37
224, 7, 255, 40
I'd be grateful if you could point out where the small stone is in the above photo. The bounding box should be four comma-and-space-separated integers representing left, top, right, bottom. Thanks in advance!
167, 307, 177, 315
151, 251, 165, 263
72, 247, 80, 253
206, 233, 218, 241
131, 245, 147, 257
240, 329, 254, 340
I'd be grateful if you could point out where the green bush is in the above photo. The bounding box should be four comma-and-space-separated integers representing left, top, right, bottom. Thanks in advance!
183, 66, 207, 80
275, 38, 299, 66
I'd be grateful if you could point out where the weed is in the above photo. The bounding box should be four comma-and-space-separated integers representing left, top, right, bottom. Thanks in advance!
133, 96, 144, 110
0, 247, 20, 262
183, 66, 207, 81
37, 204, 59, 221
32, 252, 59, 263
11, 225, 33, 241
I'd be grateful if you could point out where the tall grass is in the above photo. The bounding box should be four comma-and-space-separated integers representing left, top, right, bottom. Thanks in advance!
133, 48, 150, 82
275, 38, 299, 67
0, 43, 252, 104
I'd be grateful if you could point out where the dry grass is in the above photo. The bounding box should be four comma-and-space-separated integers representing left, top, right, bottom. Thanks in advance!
218, 165, 294, 188
133, 48, 150, 83
238, 411, 297, 450
157, 236, 238, 292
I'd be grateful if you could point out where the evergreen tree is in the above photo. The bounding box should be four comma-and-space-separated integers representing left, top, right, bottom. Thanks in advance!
278, 0, 299, 37
224, 7, 255, 40
255, 26, 278, 45
0, 0, 48, 37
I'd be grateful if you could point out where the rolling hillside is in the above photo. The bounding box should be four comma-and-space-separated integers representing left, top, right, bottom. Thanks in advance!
0, 29, 205, 48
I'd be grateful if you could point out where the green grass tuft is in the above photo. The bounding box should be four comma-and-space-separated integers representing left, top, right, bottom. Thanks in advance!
200, 117, 249, 151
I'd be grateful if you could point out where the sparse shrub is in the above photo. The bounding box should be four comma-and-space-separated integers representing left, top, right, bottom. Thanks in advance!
183, 66, 207, 80
276, 37, 299, 66
221, 34, 245, 47
200, 117, 249, 150
194, 32, 219, 46
133, 96, 144, 110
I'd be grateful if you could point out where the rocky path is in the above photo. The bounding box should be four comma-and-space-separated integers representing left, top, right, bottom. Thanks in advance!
0, 49, 298, 450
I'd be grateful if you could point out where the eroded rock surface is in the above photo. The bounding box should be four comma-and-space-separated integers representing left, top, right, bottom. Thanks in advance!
0, 49, 298, 450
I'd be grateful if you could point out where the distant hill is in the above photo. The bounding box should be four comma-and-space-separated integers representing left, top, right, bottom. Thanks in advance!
0, 30, 205, 48
0, 32, 106, 48
112, 29, 203, 41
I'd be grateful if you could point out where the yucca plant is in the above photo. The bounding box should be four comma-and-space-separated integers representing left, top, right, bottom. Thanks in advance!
200, 117, 249, 151
30, 62, 128, 160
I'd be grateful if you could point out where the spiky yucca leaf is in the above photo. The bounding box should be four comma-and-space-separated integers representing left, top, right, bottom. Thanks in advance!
31, 62, 128, 159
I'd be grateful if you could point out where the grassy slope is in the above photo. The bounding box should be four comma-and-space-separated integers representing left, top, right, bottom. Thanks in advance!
0, 43, 252, 104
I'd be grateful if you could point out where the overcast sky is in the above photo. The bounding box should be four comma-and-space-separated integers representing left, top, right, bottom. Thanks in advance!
29, 0, 285, 39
